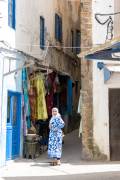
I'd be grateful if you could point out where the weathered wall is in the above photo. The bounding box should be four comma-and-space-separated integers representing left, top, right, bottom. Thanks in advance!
53, 0, 80, 54
16, 0, 54, 60
80, 0, 93, 160
16, 0, 80, 75
81, 0, 120, 160
16, 0, 81, 111
51, 0, 81, 111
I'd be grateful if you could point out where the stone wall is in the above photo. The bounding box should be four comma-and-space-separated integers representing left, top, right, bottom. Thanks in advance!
16, 0, 81, 112
44, 47, 81, 112
80, 0, 94, 160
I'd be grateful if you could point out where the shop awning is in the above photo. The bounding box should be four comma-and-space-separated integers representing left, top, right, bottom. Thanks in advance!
0, 41, 50, 76
78, 36, 120, 61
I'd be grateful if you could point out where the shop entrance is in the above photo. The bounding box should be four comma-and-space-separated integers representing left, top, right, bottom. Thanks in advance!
109, 88, 120, 160
6, 91, 21, 160
22, 69, 75, 158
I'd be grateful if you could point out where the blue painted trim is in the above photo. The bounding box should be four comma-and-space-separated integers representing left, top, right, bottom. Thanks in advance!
6, 90, 21, 160
40, 16, 45, 50
12, 0, 16, 29
67, 79, 73, 115
55, 13, 62, 42
8, 0, 16, 29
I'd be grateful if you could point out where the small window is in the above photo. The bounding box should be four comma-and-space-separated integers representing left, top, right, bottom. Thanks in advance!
8, 0, 16, 29
55, 13, 62, 42
76, 30, 81, 54
40, 16, 45, 50
71, 30, 74, 52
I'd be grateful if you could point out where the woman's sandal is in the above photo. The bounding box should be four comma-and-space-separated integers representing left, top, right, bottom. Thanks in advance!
50, 160, 61, 166
56, 160, 61, 166
50, 162, 57, 166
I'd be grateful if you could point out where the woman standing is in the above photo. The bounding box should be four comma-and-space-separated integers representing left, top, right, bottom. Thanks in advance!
48, 107, 65, 166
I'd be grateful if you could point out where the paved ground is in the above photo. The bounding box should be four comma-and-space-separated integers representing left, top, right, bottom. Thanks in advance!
1, 130, 120, 180
1, 172, 120, 180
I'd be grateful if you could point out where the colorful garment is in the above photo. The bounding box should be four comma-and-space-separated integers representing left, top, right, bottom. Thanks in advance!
22, 68, 31, 128
34, 75, 48, 120
29, 87, 37, 121
48, 116, 65, 159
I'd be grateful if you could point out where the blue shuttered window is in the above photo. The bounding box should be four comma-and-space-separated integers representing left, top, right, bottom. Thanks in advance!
40, 16, 45, 50
8, 0, 16, 29
55, 14, 62, 42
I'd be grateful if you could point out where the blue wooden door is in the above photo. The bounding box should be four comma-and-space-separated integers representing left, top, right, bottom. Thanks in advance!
6, 91, 21, 160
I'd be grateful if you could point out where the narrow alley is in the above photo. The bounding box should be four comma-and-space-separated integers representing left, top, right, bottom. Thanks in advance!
1, 130, 120, 180
1, 0, 120, 179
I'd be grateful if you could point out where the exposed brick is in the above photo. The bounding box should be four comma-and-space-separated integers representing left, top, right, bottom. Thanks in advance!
80, 0, 94, 160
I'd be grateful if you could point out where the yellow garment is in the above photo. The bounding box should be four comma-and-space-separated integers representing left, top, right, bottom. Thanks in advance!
34, 75, 48, 120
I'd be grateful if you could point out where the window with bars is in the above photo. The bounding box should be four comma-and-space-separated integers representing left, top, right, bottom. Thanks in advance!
8, 0, 15, 29
40, 16, 45, 50
55, 13, 62, 42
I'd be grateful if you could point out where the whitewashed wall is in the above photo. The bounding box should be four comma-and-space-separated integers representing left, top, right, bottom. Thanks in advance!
92, 0, 120, 159
16, 0, 80, 62
92, 0, 114, 45
16, 0, 54, 60
0, 0, 23, 167
0, 0, 15, 47
0, 57, 23, 167
114, 0, 120, 37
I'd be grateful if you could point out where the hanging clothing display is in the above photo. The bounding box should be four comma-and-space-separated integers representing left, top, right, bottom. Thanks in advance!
45, 72, 57, 116
22, 68, 31, 129
33, 75, 48, 120
22, 94, 27, 136
46, 92, 53, 116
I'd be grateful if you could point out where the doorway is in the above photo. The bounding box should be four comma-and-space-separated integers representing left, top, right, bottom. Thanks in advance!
6, 91, 21, 160
109, 88, 120, 160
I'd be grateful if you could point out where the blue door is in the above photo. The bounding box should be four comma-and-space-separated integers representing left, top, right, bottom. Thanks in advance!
6, 91, 21, 160
67, 79, 73, 115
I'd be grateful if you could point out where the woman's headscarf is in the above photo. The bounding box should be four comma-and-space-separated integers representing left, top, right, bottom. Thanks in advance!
52, 107, 61, 117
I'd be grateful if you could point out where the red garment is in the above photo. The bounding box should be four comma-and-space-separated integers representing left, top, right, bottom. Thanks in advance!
46, 92, 53, 116
45, 72, 57, 115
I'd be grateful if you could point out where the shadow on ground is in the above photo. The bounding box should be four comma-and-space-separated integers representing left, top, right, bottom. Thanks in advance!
14, 129, 82, 165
